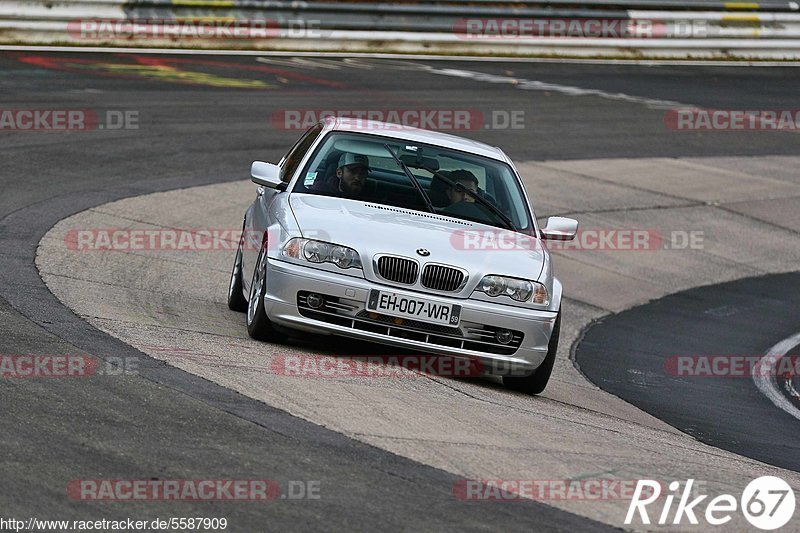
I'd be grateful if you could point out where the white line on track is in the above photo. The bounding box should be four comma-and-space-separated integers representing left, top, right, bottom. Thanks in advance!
753, 332, 800, 423
2, 45, 800, 67
423, 66, 692, 109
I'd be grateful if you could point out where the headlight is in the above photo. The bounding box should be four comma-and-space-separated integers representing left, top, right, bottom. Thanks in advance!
479, 275, 508, 297
477, 275, 548, 304
303, 240, 330, 263
329, 245, 361, 269
281, 238, 362, 270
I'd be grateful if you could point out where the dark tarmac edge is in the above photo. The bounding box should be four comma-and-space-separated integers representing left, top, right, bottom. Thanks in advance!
573, 272, 800, 474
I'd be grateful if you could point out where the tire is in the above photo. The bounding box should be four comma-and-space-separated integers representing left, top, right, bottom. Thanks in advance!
227, 227, 248, 312
246, 242, 285, 342
503, 311, 561, 395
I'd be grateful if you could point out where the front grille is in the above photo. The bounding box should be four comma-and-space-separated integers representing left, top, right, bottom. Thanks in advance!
376, 255, 418, 285
421, 264, 466, 292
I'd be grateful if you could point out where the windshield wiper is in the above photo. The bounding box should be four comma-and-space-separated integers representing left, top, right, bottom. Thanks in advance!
383, 144, 436, 214
422, 165, 516, 231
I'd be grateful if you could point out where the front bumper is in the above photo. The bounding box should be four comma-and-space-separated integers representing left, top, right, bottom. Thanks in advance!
263, 258, 559, 374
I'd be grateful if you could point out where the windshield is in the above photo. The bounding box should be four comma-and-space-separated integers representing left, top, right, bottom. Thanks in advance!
291, 132, 533, 231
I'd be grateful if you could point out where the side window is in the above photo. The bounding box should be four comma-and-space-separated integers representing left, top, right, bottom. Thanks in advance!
280, 123, 324, 183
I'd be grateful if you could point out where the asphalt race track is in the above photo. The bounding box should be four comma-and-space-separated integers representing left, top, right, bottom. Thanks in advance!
2, 50, 800, 531
575, 272, 800, 472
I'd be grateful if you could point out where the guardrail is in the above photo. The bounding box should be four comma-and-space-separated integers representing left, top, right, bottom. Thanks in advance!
1, 0, 800, 58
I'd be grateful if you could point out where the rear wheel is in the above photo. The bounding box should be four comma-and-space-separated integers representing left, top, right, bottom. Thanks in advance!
246, 243, 285, 342
503, 312, 560, 395
227, 226, 247, 312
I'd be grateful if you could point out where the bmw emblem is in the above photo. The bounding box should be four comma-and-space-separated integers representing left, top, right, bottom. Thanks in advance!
416, 249, 430, 257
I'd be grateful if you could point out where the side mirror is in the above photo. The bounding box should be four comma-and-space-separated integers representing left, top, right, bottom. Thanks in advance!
250, 161, 284, 189
541, 217, 578, 241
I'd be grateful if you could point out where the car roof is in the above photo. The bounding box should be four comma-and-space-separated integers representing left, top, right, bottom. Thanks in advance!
324, 117, 511, 163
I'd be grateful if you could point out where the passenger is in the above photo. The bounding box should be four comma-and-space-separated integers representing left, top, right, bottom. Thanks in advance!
442, 169, 501, 222
445, 170, 479, 205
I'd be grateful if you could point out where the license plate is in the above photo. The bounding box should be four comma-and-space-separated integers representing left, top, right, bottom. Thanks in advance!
367, 289, 461, 326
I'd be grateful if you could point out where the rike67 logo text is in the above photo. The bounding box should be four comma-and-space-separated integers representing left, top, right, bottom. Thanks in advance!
626, 477, 795, 530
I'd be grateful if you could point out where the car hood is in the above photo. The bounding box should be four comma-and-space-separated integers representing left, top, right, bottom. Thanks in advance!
288, 194, 546, 285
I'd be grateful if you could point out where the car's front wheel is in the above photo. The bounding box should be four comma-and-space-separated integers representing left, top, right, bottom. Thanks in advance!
503, 311, 560, 395
246, 243, 285, 342
227, 225, 247, 312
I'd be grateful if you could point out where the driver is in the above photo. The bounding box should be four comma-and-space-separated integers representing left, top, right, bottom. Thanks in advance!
313, 153, 371, 199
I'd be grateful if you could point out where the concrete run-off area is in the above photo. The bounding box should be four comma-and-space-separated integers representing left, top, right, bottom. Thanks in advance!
37, 154, 800, 530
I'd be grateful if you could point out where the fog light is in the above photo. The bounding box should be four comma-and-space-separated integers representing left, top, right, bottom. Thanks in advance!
306, 293, 324, 309
496, 329, 514, 345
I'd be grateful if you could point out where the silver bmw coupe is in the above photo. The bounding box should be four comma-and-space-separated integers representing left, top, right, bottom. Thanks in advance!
228, 117, 577, 394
